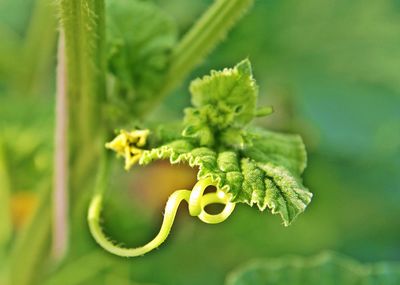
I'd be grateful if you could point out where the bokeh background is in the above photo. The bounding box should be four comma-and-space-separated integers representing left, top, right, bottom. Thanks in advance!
1, 0, 399, 284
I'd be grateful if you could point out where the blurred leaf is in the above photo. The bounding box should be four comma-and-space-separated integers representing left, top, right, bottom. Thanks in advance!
0, 0, 57, 96
0, 0, 33, 35
44, 251, 116, 285
10, 185, 51, 285
19, 0, 57, 96
106, 0, 177, 120
0, 95, 53, 192
226, 252, 400, 285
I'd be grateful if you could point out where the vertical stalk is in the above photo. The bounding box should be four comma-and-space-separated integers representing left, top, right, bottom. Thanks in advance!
52, 32, 69, 261
0, 139, 11, 285
0, 139, 11, 253
59, 0, 107, 246
9, 2, 107, 284
59, 0, 107, 157
169, 0, 253, 81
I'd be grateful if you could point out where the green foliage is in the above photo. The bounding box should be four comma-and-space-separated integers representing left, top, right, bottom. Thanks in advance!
139, 60, 312, 226
106, 0, 177, 119
227, 252, 400, 285
0, 96, 53, 192
7, 0, 400, 284
183, 60, 257, 147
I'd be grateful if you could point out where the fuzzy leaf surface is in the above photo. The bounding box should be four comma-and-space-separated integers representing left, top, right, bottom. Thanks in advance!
183, 59, 258, 147
140, 128, 311, 225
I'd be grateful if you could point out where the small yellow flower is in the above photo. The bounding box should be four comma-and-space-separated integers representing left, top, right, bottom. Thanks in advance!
105, 129, 149, 170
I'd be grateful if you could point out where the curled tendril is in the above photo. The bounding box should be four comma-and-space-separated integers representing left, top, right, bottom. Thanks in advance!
88, 177, 235, 257
88, 130, 235, 257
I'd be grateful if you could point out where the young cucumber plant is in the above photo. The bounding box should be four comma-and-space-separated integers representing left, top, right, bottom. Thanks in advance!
88, 59, 313, 257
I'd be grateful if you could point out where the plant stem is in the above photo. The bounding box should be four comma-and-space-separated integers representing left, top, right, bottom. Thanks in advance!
60, 0, 107, 153
59, 0, 107, 250
52, 32, 69, 262
0, 139, 11, 285
144, 0, 254, 115
0, 139, 11, 251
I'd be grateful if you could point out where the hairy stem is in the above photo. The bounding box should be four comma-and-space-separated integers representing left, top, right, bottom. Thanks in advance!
59, 0, 107, 250
144, 0, 253, 114
60, 0, 107, 156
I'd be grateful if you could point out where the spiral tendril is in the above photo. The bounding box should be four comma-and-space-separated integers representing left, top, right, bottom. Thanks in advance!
89, 130, 235, 257
88, 176, 235, 257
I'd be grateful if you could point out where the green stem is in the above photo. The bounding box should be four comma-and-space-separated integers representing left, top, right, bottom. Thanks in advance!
59, 0, 108, 253
60, 0, 107, 154
88, 155, 235, 257
0, 139, 11, 285
8, 4, 108, 284
145, 0, 253, 114
0, 139, 11, 251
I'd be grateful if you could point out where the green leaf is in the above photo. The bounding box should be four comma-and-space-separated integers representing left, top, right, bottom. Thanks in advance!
140, 127, 310, 226
226, 252, 400, 285
106, 0, 177, 118
111, 59, 312, 226
183, 59, 259, 147
190, 59, 257, 125
243, 128, 307, 174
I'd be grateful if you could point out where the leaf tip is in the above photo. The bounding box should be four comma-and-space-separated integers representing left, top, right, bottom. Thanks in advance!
235, 58, 252, 77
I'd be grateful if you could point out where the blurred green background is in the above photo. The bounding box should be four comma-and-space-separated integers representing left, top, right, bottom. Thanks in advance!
0, 0, 399, 284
